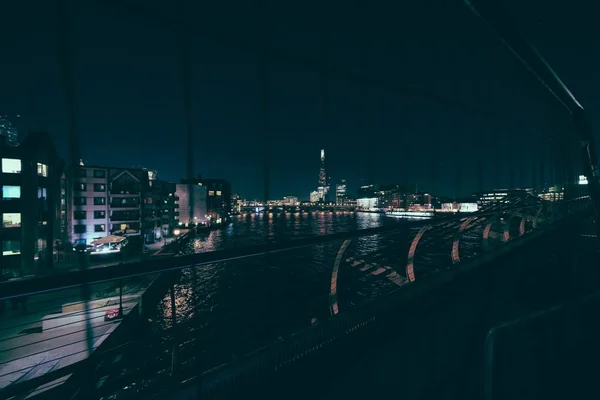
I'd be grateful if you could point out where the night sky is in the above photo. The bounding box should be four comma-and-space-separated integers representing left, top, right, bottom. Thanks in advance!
1, 0, 597, 200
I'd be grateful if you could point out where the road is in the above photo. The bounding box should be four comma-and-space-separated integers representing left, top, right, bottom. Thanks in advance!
0, 283, 144, 392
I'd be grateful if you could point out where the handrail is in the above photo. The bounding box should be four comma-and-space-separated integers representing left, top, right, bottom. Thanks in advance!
0, 199, 590, 400
195, 206, 589, 399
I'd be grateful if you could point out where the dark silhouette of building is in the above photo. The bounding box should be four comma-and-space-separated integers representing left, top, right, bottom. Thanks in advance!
0, 132, 63, 277
202, 178, 232, 223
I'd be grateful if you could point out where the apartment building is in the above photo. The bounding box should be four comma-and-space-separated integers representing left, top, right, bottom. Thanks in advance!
0, 132, 63, 277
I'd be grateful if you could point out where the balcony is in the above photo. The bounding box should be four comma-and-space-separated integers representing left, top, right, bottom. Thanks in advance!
110, 202, 140, 208
110, 184, 140, 195
110, 211, 140, 222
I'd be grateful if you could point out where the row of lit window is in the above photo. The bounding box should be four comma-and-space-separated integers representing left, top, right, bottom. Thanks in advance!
2, 158, 48, 176
2, 237, 50, 256
2, 185, 48, 199
74, 210, 106, 219
2, 213, 20, 228
2, 240, 20, 256
72, 223, 139, 235
74, 183, 106, 192
74, 197, 106, 205
72, 196, 147, 206
208, 190, 222, 196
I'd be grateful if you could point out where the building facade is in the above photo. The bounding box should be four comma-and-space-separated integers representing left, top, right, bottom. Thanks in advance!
175, 183, 207, 226
202, 179, 232, 223
316, 149, 329, 202
283, 196, 299, 206
231, 193, 242, 214
70, 166, 172, 245
1, 132, 63, 277
310, 190, 320, 203
336, 180, 347, 206
478, 188, 533, 206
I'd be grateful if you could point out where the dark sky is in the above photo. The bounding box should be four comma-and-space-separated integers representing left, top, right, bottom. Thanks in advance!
1, 0, 597, 199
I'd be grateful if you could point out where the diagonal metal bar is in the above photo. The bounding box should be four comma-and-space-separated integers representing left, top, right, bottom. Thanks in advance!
464, 0, 600, 248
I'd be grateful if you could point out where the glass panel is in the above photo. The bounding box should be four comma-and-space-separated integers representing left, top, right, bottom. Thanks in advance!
3, 213, 21, 228
74, 225, 86, 233
2, 158, 21, 173
37, 163, 48, 177
2, 185, 20, 199
2, 240, 20, 256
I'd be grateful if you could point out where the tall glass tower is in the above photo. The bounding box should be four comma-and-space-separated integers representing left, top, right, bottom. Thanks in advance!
317, 149, 329, 201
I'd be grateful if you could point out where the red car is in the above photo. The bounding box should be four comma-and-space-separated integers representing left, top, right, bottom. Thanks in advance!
104, 308, 123, 321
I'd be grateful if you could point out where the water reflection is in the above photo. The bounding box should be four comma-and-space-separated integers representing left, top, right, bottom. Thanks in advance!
149, 212, 403, 377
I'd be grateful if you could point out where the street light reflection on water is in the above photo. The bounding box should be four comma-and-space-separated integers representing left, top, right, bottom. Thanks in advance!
148, 212, 403, 374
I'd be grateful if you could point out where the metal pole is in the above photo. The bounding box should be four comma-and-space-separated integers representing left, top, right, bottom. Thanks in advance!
57, 0, 95, 394
170, 279, 178, 376
119, 279, 123, 316
56, 0, 79, 250
179, 0, 195, 228
258, 0, 270, 206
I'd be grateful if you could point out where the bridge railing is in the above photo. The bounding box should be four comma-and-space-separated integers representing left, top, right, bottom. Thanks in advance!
0, 197, 591, 400
198, 197, 593, 399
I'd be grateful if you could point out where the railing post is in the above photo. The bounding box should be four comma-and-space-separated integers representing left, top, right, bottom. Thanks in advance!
119, 279, 123, 317
170, 275, 179, 377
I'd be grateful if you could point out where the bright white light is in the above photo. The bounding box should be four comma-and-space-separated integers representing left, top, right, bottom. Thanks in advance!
579, 175, 588, 185
174, 229, 181, 236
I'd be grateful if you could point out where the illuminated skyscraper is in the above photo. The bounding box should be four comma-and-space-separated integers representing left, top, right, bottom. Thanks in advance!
310, 191, 320, 203
336, 179, 347, 205
317, 149, 329, 201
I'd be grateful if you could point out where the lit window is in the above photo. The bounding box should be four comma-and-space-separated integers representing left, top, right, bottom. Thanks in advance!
2, 240, 20, 256
2, 185, 20, 199
216, 191, 222, 196
2, 158, 21, 173
3, 213, 21, 228
208, 191, 215, 196
94, 224, 106, 232
38, 187, 47, 199
37, 163, 48, 177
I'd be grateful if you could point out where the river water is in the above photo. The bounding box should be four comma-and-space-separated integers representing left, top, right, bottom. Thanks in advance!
109, 211, 435, 397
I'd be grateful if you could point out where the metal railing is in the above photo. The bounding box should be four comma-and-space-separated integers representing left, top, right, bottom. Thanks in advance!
0, 196, 591, 400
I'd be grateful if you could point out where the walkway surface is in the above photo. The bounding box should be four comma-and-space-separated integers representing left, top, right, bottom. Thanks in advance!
0, 277, 152, 394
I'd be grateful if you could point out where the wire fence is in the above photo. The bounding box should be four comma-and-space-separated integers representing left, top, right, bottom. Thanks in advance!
1, 0, 597, 399
0, 195, 592, 400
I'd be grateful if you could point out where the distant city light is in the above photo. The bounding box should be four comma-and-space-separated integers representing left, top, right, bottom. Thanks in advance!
579, 175, 588, 185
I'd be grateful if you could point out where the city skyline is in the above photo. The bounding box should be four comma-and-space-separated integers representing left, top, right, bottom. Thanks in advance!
0, 0, 593, 200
